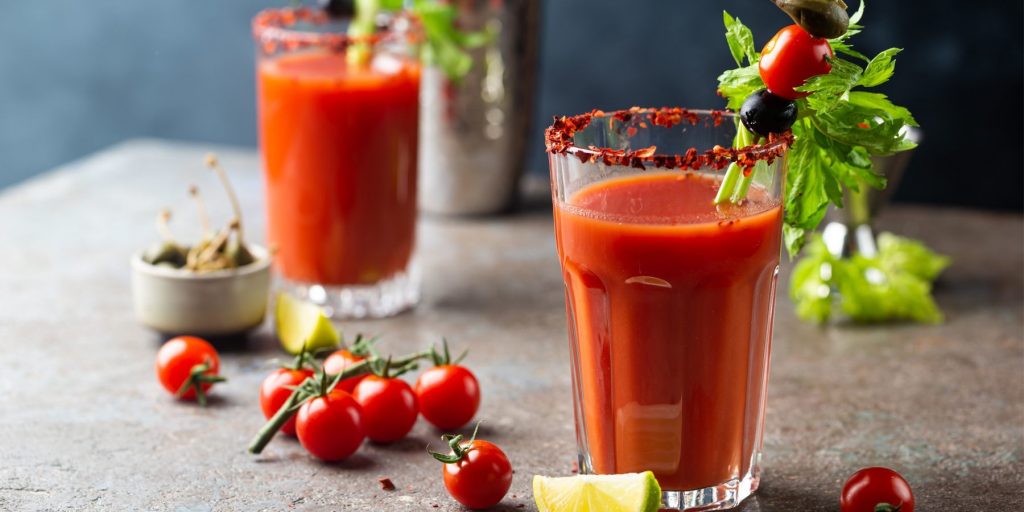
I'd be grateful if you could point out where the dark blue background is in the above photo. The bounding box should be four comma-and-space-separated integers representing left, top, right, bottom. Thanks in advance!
1, 1, 1020, 209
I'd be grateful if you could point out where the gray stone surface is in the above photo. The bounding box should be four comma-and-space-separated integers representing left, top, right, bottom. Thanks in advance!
0, 140, 1021, 511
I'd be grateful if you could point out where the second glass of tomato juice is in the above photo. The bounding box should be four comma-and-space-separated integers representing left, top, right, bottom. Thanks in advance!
253, 8, 420, 318
547, 108, 791, 510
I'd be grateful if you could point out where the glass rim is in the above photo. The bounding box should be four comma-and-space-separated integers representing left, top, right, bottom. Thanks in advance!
252, 7, 418, 52
545, 107, 793, 172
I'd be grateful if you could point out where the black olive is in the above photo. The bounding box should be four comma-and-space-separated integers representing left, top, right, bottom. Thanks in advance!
318, 0, 355, 18
740, 89, 798, 137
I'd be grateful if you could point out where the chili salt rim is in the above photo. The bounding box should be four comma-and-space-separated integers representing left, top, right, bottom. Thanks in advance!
545, 107, 793, 172
252, 7, 419, 54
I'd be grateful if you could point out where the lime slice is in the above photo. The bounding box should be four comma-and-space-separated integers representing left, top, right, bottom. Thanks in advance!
533, 472, 661, 512
274, 292, 340, 354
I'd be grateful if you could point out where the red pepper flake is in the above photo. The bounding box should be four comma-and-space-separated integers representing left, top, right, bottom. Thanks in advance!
378, 477, 396, 491
857, 121, 870, 129
545, 107, 793, 173
710, 109, 725, 127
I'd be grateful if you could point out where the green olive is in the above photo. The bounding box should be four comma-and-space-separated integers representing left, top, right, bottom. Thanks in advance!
144, 241, 187, 268
771, 0, 850, 39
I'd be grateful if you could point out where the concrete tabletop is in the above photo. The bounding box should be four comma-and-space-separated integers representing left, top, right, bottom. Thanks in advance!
1, 140, 1021, 511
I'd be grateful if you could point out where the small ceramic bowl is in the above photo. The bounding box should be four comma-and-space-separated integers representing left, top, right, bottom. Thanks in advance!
131, 245, 272, 336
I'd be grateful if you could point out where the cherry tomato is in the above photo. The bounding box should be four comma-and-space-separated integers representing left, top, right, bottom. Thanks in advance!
353, 375, 419, 443
441, 439, 513, 509
295, 389, 365, 461
841, 467, 915, 512
259, 368, 314, 436
758, 24, 833, 100
155, 336, 222, 402
324, 349, 368, 394
416, 365, 480, 430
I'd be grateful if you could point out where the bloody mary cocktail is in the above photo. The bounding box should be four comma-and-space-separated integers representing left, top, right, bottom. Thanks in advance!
254, 8, 420, 318
548, 108, 790, 510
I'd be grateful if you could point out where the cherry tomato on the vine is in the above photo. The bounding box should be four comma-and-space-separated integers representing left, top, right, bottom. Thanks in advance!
155, 336, 224, 405
841, 467, 915, 512
323, 349, 367, 393
295, 389, 365, 462
324, 334, 377, 393
433, 433, 512, 510
353, 375, 419, 443
416, 365, 480, 430
758, 24, 833, 100
259, 368, 314, 436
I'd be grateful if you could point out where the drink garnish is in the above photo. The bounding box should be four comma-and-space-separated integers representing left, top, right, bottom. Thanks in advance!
345, 0, 490, 80
545, 107, 792, 172
771, 0, 850, 38
722, 1, 949, 324
718, 1, 916, 256
533, 472, 662, 512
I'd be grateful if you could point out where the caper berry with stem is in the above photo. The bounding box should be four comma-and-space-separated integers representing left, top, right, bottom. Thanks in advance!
225, 224, 256, 267
771, 0, 849, 39
188, 185, 213, 241
144, 209, 187, 267
740, 89, 798, 137
145, 241, 187, 267
205, 154, 256, 269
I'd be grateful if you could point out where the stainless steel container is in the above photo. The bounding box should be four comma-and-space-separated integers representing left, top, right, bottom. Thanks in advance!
418, 0, 541, 215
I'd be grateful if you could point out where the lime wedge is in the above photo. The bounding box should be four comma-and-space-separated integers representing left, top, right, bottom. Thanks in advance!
274, 292, 340, 354
533, 472, 661, 512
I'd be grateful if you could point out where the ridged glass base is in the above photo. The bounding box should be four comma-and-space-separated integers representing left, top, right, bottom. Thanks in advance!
278, 270, 419, 319
659, 463, 761, 511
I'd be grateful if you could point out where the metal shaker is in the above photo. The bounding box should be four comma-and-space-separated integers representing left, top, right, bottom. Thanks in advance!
823, 126, 923, 257
418, 0, 541, 215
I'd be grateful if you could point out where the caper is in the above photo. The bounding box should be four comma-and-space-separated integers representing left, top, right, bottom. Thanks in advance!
226, 239, 256, 268
771, 0, 850, 39
144, 240, 187, 268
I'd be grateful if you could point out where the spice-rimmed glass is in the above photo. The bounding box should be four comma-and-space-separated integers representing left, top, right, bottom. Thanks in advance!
547, 108, 791, 510
253, 8, 421, 318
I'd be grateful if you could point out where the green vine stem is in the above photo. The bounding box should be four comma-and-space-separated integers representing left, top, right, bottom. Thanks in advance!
247, 349, 431, 454
429, 421, 482, 463
175, 358, 226, 407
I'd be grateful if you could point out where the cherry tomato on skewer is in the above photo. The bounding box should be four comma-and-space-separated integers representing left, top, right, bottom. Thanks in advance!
758, 24, 833, 100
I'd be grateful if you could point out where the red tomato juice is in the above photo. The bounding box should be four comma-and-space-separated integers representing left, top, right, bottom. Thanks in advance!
553, 171, 783, 491
257, 50, 420, 285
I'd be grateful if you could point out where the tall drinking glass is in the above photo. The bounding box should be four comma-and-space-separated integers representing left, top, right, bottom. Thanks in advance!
253, 8, 420, 318
547, 108, 791, 510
